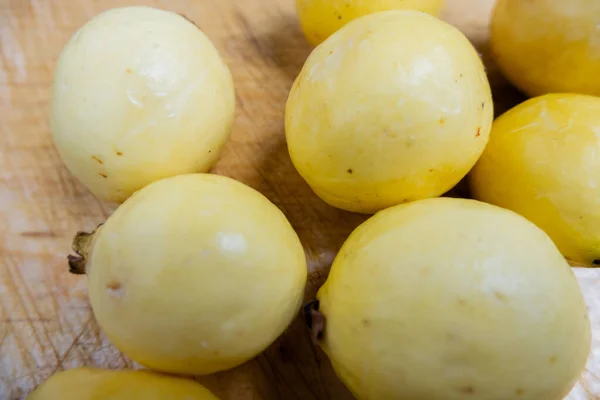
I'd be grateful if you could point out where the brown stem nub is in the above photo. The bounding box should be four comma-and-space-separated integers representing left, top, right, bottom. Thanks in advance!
67, 224, 103, 275
303, 300, 326, 343
68, 254, 87, 275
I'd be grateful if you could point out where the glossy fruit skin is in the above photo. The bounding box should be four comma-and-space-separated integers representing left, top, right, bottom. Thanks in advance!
296, 0, 445, 45
491, 0, 600, 96
317, 197, 591, 400
285, 11, 493, 214
86, 174, 307, 375
26, 368, 219, 400
50, 6, 235, 202
470, 93, 600, 266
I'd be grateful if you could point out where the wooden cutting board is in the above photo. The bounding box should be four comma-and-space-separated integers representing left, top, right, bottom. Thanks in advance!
1, 0, 599, 399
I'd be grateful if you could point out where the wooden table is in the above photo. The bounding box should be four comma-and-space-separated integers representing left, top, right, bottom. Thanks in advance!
1, 0, 598, 398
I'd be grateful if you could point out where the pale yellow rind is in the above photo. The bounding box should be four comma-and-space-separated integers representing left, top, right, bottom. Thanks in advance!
318, 197, 590, 400
27, 368, 219, 399
470, 93, 600, 266
87, 174, 307, 375
296, 0, 445, 45
285, 11, 493, 213
50, 6, 235, 202
491, 0, 600, 96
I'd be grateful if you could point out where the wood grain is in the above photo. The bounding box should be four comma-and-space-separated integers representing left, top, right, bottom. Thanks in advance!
0, 0, 598, 399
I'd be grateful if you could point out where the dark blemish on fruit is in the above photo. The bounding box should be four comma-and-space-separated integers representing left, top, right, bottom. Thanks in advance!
494, 291, 508, 302
550, 356, 558, 364
515, 388, 524, 396
347, 168, 353, 174
329, 50, 333, 55
446, 331, 458, 342
362, 318, 371, 326
106, 280, 123, 298
384, 129, 397, 138
429, 169, 434, 173
208, 150, 212, 153
481, 101, 485, 109
338, 15, 342, 20
593, 259, 600, 265
460, 73, 464, 78
459, 386, 475, 394
99, 173, 107, 178
116, 151, 123, 156
475, 127, 481, 137
457, 298, 467, 306
91, 155, 103, 164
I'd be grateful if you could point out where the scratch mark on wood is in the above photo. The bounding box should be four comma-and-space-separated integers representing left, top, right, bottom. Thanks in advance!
2, 318, 53, 322
118, 346, 133, 368
259, 352, 303, 400
284, 333, 321, 399
256, 355, 297, 400
234, 10, 272, 61
19, 231, 58, 237
0, 259, 40, 378
0, 320, 9, 354
52, 316, 93, 373
5, 255, 61, 366
90, 318, 104, 348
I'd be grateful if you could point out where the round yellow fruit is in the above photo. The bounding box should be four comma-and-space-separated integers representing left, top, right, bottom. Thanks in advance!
285, 11, 493, 214
491, 0, 600, 96
69, 174, 307, 375
470, 93, 600, 266
27, 368, 219, 400
296, 0, 445, 45
315, 197, 591, 400
50, 6, 235, 202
